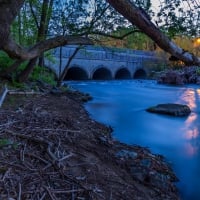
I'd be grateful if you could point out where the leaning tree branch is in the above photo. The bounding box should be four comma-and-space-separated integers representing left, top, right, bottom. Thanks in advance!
107, 0, 200, 65
2, 36, 93, 60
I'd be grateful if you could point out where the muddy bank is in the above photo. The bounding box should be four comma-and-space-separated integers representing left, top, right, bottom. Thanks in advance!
0, 90, 180, 200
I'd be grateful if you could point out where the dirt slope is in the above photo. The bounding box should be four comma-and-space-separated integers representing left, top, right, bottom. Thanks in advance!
0, 91, 180, 200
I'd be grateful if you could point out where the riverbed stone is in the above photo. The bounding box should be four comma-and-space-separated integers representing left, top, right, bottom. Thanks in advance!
157, 66, 200, 85
157, 70, 185, 85
115, 149, 138, 159
140, 158, 152, 168
146, 103, 191, 116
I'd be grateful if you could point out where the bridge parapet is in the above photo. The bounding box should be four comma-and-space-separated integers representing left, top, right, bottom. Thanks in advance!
53, 45, 160, 62
45, 45, 167, 80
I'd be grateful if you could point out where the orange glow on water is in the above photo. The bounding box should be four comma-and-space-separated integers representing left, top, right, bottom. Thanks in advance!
185, 143, 198, 156
184, 127, 199, 140
178, 88, 200, 156
179, 89, 196, 110
185, 113, 197, 126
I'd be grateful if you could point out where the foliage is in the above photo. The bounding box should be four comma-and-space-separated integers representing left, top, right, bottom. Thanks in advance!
11, 1, 38, 46
0, 50, 56, 86
156, 0, 200, 38
0, 51, 14, 70
44, 50, 56, 64
29, 65, 56, 85
3, 0, 200, 82
196, 67, 200, 75
0, 138, 14, 148
11, 80, 27, 89
102, 27, 155, 50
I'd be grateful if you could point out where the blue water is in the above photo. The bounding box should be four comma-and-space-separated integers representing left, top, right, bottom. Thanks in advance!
67, 80, 200, 200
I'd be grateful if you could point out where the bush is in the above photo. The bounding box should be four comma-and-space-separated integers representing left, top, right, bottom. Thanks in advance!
0, 51, 14, 70
196, 67, 200, 75
0, 51, 56, 86
30, 65, 56, 86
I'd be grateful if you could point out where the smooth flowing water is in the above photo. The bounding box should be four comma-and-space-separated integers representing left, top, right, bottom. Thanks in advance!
67, 80, 200, 200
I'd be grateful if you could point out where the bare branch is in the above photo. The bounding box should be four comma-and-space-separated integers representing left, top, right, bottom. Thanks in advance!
28, 0, 39, 29
58, 45, 82, 85
3, 36, 93, 60
0, 85, 8, 108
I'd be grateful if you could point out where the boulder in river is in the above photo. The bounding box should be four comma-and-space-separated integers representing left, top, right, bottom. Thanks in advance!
146, 103, 191, 116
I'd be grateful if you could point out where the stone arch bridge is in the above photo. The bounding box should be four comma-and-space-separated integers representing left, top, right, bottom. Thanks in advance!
45, 45, 166, 80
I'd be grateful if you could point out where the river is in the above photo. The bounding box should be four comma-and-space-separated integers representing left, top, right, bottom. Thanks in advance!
67, 80, 200, 200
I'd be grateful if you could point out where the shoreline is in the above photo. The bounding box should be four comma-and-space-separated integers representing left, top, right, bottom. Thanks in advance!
0, 89, 180, 199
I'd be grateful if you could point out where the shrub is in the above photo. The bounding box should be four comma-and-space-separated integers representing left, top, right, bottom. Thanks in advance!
30, 65, 56, 86
0, 51, 14, 70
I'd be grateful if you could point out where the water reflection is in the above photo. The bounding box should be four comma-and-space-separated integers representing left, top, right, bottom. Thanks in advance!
68, 80, 200, 200
178, 88, 199, 156
179, 89, 196, 109
185, 143, 198, 156
197, 89, 200, 97
185, 127, 199, 139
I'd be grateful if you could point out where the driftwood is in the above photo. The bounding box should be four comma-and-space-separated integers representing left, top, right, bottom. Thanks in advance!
0, 86, 43, 108
8, 90, 42, 95
0, 85, 8, 107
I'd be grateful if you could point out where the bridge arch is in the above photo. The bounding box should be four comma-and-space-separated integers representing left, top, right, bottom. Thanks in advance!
115, 67, 131, 79
64, 66, 89, 80
133, 68, 147, 79
92, 66, 112, 80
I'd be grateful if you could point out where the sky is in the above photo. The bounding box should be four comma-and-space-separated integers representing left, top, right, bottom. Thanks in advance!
151, 0, 160, 12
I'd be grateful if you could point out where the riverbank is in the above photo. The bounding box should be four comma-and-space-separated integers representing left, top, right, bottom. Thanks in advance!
0, 88, 180, 199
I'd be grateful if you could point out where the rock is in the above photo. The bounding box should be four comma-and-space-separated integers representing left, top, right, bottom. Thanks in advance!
146, 103, 191, 116
157, 70, 185, 85
157, 66, 200, 85
115, 149, 138, 159
140, 158, 151, 167
130, 165, 148, 182
50, 87, 64, 96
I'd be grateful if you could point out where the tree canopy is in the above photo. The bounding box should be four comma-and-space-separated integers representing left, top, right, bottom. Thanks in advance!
0, 0, 199, 82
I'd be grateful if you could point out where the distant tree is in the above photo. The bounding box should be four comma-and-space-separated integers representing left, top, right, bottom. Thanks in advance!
156, 0, 200, 38
101, 27, 156, 50
106, 0, 200, 65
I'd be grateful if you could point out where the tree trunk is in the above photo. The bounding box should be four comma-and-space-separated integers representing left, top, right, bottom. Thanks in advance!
57, 45, 82, 87
106, 0, 200, 65
0, 0, 24, 48
18, 58, 37, 82
38, 55, 44, 67
17, 0, 51, 82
